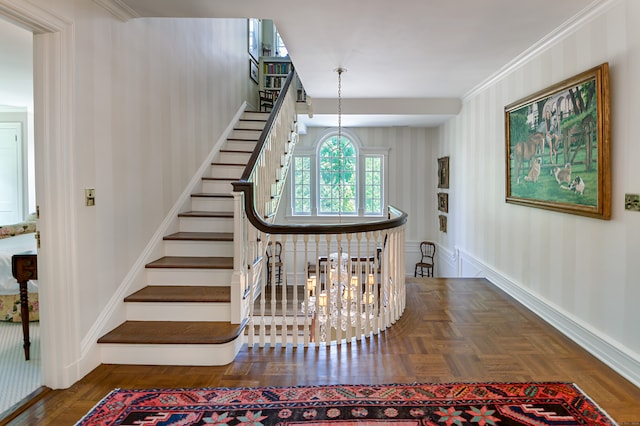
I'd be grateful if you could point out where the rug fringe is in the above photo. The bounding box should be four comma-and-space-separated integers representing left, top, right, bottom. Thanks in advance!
571, 382, 619, 426
74, 388, 121, 426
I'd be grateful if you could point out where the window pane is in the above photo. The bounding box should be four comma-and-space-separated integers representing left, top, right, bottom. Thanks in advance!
364, 156, 382, 215
318, 136, 357, 214
293, 156, 311, 214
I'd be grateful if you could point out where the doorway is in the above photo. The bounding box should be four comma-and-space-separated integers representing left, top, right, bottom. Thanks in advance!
0, 15, 40, 414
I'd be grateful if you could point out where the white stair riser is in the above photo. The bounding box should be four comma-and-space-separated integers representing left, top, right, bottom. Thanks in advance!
178, 217, 233, 233
209, 165, 245, 179
235, 120, 266, 131
202, 180, 234, 194
230, 129, 261, 140
242, 112, 269, 121
218, 151, 252, 164
125, 302, 231, 322
164, 240, 233, 257
225, 140, 257, 151
192, 196, 234, 211
146, 268, 233, 286
99, 338, 245, 366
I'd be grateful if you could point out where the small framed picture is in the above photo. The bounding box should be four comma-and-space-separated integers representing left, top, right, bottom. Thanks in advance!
439, 215, 447, 233
437, 192, 448, 213
438, 156, 449, 189
249, 59, 259, 84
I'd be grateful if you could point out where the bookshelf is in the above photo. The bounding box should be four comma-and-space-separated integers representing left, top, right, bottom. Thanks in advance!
259, 56, 292, 93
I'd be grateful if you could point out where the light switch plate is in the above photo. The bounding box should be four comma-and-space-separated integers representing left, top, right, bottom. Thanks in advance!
624, 193, 640, 211
85, 188, 95, 206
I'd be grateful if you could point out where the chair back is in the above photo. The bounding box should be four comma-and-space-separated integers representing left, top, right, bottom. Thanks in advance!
420, 241, 435, 262
259, 90, 275, 112
266, 241, 282, 262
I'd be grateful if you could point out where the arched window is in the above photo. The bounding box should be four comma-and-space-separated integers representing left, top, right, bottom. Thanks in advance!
291, 129, 385, 217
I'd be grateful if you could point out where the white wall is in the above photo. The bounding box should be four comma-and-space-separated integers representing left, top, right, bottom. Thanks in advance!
0, 18, 33, 109
0, 18, 35, 216
26, 0, 252, 341
437, 0, 640, 384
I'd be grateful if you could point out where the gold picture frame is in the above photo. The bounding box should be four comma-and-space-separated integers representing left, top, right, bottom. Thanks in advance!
505, 63, 610, 219
437, 192, 448, 213
437, 156, 449, 189
438, 215, 447, 233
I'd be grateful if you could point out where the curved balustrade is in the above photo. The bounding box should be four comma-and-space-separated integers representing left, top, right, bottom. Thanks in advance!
231, 72, 408, 347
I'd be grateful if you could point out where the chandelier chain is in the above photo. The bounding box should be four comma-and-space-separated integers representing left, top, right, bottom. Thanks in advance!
338, 68, 342, 143
337, 68, 344, 221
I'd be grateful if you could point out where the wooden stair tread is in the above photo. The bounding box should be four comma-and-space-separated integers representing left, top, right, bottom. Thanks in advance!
163, 232, 233, 241
178, 211, 234, 218
98, 320, 246, 345
211, 162, 247, 167
146, 256, 233, 269
191, 193, 234, 198
125, 286, 231, 303
201, 177, 236, 181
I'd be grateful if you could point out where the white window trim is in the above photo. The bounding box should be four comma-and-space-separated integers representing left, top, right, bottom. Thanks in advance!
288, 128, 389, 219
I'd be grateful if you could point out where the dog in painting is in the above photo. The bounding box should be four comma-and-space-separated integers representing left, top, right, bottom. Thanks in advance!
552, 163, 572, 185
562, 176, 585, 195
524, 157, 542, 183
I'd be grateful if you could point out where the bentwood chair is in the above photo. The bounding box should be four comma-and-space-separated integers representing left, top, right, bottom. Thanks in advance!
259, 90, 275, 112
266, 241, 283, 286
414, 241, 436, 277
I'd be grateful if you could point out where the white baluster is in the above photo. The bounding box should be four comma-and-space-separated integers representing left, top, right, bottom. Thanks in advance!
292, 234, 299, 347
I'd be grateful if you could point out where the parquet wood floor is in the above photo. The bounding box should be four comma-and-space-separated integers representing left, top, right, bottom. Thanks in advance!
3, 278, 639, 425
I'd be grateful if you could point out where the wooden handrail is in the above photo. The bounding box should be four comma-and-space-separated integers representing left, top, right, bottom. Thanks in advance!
231, 181, 408, 235
239, 71, 295, 182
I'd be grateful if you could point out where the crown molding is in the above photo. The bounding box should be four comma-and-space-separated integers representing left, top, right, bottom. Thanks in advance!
462, 0, 622, 102
93, 0, 139, 22
0, 0, 68, 32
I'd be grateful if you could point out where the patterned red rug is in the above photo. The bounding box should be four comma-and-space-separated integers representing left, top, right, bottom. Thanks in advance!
76, 382, 616, 425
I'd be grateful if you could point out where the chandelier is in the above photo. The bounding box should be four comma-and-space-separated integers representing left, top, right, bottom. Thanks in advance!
301, 252, 378, 342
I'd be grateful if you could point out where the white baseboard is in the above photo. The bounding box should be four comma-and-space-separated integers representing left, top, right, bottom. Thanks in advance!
457, 247, 640, 389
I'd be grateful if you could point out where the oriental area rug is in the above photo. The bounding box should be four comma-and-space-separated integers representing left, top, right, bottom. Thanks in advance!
75, 382, 617, 425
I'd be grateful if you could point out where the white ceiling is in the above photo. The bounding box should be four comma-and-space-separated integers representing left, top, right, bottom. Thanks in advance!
116, 0, 600, 127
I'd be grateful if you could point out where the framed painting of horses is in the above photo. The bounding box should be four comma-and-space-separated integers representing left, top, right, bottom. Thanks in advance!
505, 63, 611, 220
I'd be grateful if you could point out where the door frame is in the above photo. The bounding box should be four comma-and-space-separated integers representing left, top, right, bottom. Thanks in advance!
0, 0, 81, 388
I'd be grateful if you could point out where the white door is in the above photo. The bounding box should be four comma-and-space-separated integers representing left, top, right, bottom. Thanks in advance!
0, 122, 23, 224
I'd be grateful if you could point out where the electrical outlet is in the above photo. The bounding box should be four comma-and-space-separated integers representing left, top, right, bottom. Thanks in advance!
85, 188, 95, 206
624, 193, 640, 211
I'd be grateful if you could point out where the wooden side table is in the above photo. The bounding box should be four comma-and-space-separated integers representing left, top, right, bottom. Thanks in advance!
11, 250, 38, 361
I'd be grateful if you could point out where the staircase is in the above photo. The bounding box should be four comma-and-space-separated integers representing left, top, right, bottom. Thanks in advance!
97, 111, 268, 366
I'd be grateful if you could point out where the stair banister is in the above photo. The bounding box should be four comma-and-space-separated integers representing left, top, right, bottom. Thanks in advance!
230, 71, 298, 325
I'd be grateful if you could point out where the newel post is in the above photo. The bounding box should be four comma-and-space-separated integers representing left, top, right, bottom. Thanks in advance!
230, 191, 247, 324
